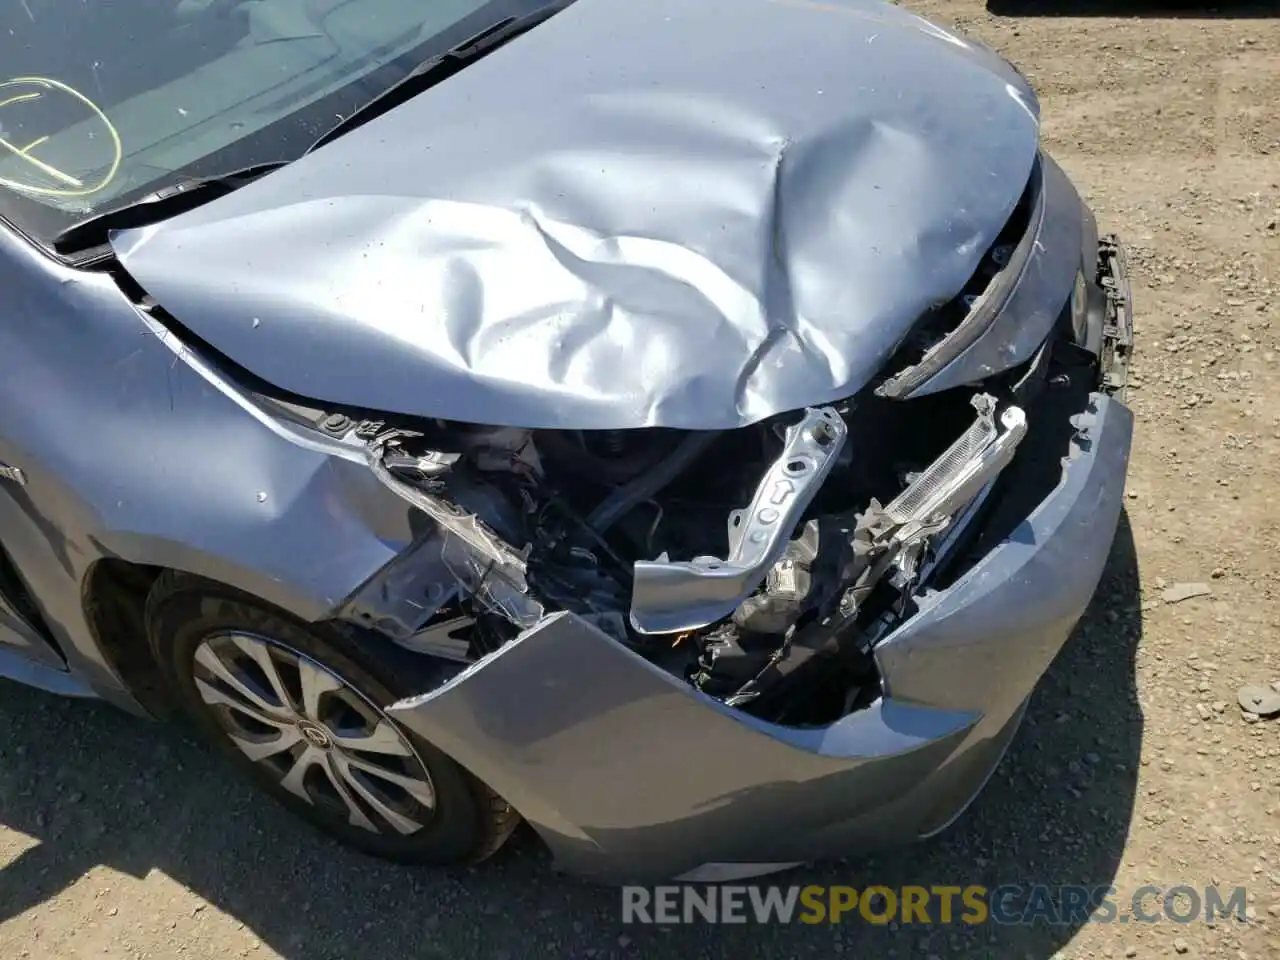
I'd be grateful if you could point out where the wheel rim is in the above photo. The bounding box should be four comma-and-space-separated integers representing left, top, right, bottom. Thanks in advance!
192, 631, 435, 836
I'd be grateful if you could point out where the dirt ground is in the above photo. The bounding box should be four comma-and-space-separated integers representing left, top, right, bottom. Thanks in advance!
2, 2, 1278, 958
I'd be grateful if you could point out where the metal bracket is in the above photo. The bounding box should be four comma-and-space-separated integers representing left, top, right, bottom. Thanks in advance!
629, 407, 847, 635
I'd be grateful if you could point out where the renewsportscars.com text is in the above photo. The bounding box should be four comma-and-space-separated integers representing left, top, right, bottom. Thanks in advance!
621, 884, 1249, 926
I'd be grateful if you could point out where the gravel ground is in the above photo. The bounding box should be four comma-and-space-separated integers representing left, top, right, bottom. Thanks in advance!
3, 2, 1279, 958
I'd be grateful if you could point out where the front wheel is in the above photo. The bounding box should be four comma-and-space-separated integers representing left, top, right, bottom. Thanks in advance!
145, 572, 518, 864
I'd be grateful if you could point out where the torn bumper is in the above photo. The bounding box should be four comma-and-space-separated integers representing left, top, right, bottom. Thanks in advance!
387, 392, 1134, 882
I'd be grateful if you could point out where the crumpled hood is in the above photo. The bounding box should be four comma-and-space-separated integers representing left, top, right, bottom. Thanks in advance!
113, 0, 1041, 430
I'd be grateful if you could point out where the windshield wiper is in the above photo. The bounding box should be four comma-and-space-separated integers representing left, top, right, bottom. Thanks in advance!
305, 0, 572, 155
53, 160, 290, 256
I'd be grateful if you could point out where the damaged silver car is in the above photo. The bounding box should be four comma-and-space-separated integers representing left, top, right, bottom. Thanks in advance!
0, 0, 1133, 879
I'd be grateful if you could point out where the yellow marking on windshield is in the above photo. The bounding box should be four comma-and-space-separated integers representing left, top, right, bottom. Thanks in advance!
0, 76, 122, 198
0, 92, 41, 110
0, 135, 84, 186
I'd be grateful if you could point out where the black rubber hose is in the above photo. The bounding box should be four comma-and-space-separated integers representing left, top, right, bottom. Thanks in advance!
535, 431, 657, 484
540, 492, 634, 583
586, 432, 720, 534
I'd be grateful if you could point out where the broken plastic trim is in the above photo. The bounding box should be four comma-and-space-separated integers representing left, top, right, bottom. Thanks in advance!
629, 407, 848, 635
394, 615, 477, 663
365, 442, 544, 628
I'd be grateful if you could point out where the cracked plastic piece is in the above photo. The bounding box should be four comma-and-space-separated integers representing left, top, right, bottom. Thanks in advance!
396, 615, 477, 663
629, 407, 847, 635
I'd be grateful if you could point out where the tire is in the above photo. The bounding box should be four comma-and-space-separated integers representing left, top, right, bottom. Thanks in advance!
144, 571, 518, 865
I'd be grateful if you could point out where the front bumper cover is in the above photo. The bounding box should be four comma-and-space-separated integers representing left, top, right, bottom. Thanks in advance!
387, 383, 1134, 882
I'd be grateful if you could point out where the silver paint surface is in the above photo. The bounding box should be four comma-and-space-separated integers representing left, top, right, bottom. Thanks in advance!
0, 223, 419, 711
113, 0, 1040, 429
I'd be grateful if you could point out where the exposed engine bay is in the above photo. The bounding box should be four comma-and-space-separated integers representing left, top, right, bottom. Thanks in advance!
311, 207, 1129, 728
308, 206, 1130, 730
332, 309, 1111, 730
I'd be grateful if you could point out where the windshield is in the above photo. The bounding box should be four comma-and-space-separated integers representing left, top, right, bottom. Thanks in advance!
0, 0, 523, 244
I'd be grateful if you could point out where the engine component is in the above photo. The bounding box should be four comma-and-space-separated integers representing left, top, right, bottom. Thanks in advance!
730, 519, 822, 636
534, 430, 661, 484
586, 430, 719, 534
463, 427, 543, 477
628, 407, 847, 635
688, 624, 789, 699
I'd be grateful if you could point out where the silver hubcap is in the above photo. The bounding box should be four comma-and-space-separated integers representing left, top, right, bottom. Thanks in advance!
192, 632, 435, 835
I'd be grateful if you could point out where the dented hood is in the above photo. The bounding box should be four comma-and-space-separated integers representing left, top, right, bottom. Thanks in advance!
112, 0, 1041, 430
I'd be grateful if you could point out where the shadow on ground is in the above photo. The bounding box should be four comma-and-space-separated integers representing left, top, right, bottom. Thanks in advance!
0, 515, 1144, 959
987, 0, 1277, 16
